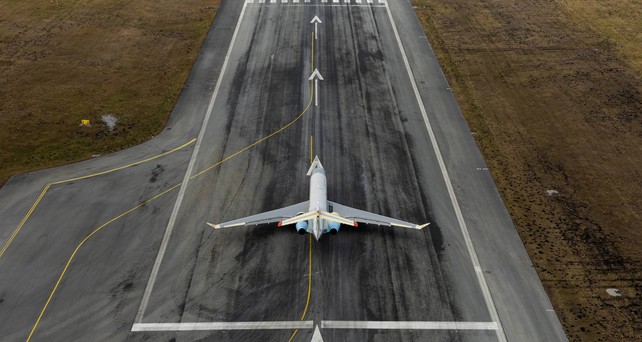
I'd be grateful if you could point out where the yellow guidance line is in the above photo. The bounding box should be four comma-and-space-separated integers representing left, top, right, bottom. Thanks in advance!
26, 31, 318, 342
51, 138, 196, 185
25, 183, 182, 342
288, 234, 313, 342
189, 31, 316, 181
0, 139, 196, 260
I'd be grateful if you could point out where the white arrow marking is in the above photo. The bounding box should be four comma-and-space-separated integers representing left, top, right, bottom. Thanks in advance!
309, 69, 324, 81
309, 69, 323, 107
310, 16, 322, 40
311, 325, 324, 342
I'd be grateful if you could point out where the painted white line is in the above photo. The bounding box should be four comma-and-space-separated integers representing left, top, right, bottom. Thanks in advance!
322, 321, 499, 330
132, 321, 314, 332
382, 2, 507, 342
315, 79, 319, 106
134, 1, 250, 324
311, 16, 322, 40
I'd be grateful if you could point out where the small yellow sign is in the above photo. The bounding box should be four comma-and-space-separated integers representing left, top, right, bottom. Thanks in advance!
81, 119, 90, 126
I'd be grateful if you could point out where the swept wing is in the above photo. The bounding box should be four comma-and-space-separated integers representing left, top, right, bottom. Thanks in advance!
207, 201, 309, 229
328, 201, 429, 230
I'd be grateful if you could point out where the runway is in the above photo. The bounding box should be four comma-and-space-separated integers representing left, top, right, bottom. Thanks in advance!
0, 0, 567, 341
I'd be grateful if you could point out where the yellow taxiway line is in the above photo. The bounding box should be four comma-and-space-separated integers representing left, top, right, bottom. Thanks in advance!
25, 31, 318, 341
0, 139, 196, 260
288, 233, 313, 342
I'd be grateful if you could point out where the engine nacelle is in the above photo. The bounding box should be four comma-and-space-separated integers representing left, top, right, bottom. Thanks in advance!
296, 221, 308, 235
328, 221, 340, 235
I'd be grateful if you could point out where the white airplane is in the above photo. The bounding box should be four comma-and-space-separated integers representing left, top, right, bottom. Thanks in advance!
207, 156, 429, 240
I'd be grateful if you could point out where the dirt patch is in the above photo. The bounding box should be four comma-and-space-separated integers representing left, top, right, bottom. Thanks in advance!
0, 0, 220, 185
412, 0, 642, 340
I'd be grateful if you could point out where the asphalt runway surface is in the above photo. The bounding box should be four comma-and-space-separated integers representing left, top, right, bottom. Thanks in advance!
0, 0, 568, 341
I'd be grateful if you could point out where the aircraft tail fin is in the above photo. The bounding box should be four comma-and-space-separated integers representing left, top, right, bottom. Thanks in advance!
306, 156, 324, 176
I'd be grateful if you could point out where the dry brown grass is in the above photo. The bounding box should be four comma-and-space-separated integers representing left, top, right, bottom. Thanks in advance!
0, 0, 220, 185
412, 0, 642, 340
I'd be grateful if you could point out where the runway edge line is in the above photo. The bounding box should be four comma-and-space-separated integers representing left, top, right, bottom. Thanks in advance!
133, 1, 251, 324
382, 2, 508, 341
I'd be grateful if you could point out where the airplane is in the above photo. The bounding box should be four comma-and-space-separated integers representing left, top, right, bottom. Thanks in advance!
207, 156, 430, 240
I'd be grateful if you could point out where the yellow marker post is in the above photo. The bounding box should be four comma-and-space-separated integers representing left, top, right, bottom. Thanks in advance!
80, 119, 90, 126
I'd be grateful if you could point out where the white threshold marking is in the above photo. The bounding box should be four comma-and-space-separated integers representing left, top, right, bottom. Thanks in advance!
132, 321, 314, 332
382, 1, 507, 342
322, 321, 499, 330
134, 1, 250, 324
131, 321, 498, 332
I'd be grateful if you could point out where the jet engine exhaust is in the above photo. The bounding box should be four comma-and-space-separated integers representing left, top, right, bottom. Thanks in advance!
296, 220, 308, 235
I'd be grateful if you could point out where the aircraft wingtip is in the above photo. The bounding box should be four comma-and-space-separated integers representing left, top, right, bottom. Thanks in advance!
417, 222, 431, 230
207, 222, 220, 229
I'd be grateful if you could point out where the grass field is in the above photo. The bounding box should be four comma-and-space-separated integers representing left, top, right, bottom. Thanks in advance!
0, 0, 220, 186
412, 0, 642, 340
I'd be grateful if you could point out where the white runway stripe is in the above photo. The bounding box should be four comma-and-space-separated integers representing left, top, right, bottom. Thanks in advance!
321, 321, 499, 330
132, 321, 315, 332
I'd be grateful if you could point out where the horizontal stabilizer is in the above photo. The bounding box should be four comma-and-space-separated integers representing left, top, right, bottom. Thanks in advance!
328, 201, 429, 230
280, 210, 318, 226
319, 211, 357, 227
208, 201, 309, 229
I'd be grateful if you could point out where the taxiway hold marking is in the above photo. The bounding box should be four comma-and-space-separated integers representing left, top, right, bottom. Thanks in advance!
131, 321, 314, 331
321, 321, 499, 330
382, 1, 507, 341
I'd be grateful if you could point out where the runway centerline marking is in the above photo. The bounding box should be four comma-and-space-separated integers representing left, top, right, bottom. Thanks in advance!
0, 138, 196, 260
382, 1, 507, 341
